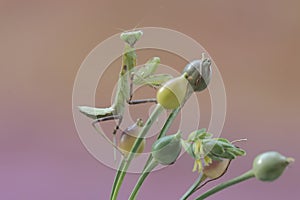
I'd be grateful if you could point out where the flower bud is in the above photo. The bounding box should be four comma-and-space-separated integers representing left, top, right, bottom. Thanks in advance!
252, 151, 294, 182
152, 132, 182, 165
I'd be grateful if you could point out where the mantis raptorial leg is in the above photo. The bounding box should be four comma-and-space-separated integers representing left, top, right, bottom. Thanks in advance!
127, 72, 157, 105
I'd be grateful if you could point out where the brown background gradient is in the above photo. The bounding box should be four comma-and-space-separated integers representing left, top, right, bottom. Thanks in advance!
1, 0, 299, 199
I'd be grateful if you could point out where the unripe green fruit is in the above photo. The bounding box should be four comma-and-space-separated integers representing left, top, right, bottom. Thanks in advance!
157, 75, 189, 110
253, 151, 294, 182
118, 120, 145, 156
203, 159, 230, 179
152, 132, 182, 165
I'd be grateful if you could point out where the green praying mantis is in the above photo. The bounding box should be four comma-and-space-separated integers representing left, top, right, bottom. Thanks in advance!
78, 30, 172, 159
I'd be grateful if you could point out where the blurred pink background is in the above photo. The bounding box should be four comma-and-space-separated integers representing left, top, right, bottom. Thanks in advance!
1, 0, 299, 199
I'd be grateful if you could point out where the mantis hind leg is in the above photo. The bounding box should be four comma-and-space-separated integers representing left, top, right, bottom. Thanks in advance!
127, 73, 157, 105
92, 115, 122, 135
113, 116, 123, 135
92, 115, 125, 160
112, 116, 123, 160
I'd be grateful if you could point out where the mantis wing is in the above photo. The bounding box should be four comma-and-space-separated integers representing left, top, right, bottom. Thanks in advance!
133, 57, 160, 83
134, 74, 173, 87
78, 106, 114, 119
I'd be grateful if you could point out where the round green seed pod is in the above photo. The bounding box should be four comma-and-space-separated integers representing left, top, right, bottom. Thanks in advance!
152, 132, 182, 165
156, 75, 189, 110
118, 119, 145, 156
252, 151, 294, 182
183, 59, 212, 92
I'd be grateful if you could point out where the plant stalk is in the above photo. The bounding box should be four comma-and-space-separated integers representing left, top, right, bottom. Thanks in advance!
195, 170, 255, 200
110, 104, 164, 200
129, 160, 159, 200
128, 108, 181, 199
180, 173, 206, 200
143, 107, 181, 167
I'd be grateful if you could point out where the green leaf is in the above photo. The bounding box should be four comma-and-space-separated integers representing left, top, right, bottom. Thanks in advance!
220, 151, 237, 160
216, 138, 230, 144
203, 140, 225, 155
181, 140, 195, 158
202, 138, 247, 160
230, 147, 246, 156
78, 106, 114, 119
187, 129, 211, 142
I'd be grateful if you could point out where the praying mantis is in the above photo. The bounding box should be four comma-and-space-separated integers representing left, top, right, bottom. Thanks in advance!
78, 30, 172, 158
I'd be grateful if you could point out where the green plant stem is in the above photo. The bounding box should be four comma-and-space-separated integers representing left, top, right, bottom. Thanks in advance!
127, 108, 181, 199
110, 104, 164, 200
195, 170, 255, 200
180, 174, 207, 200
110, 159, 126, 199
143, 108, 181, 167
141, 92, 190, 169
157, 107, 181, 138
129, 160, 159, 200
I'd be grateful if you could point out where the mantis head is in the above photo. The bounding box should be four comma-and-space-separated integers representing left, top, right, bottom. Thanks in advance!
120, 30, 143, 47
